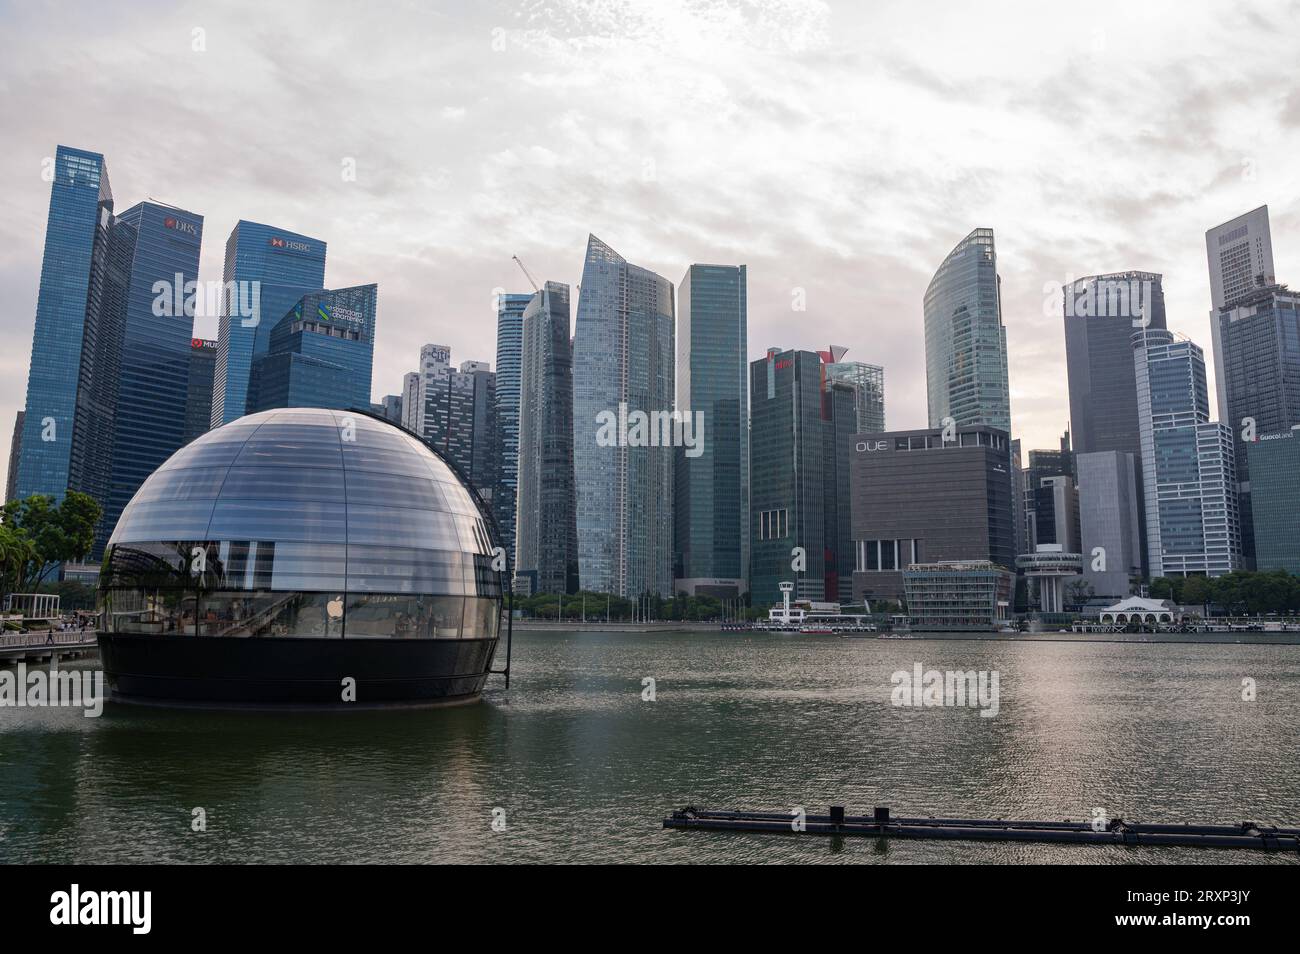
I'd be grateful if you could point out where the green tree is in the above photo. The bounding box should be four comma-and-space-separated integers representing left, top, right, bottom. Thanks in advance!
1, 492, 102, 591
0, 523, 38, 603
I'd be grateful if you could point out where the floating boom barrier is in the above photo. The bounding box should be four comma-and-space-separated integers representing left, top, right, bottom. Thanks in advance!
663, 806, 1300, 851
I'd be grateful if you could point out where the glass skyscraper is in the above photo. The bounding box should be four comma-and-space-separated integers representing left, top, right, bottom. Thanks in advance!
493, 291, 532, 561
1133, 328, 1241, 577
572, 235, 675, 598
749, 348, 856, 606
211, 221, 326, 426
825, 359, 886, 433
673, 264, 748, 598
1247, 428, 1300, 574
183, 338, 218, 445
1210, 284, 1300, 567
98, 201, 204, 556
515, 282, 578, 595
923, 228, 1011, 432
16, 145, 114, 505
247, 284, 377, 414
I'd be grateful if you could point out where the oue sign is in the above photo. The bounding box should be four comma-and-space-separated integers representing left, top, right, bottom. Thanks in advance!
856, 440, 888, 452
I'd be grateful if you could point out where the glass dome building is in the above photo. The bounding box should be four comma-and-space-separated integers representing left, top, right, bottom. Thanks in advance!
96, 408, 504, 707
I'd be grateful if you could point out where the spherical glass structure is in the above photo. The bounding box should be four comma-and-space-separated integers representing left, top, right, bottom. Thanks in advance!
97, 408, 503, 707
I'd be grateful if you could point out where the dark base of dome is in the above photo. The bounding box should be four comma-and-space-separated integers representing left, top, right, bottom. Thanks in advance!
96, 632, 500, 709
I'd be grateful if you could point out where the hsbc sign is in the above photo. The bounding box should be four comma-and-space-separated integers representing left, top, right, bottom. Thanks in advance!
163, 216, 198, 237
269, 236, 312, 253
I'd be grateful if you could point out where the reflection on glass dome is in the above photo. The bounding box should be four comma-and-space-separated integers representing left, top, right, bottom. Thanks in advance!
96, 408, 504, 708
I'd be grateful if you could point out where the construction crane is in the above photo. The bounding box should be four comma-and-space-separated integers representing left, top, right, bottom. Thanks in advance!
512, 255, 540, 292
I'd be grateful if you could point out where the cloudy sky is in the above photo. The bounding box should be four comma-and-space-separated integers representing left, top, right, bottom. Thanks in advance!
2, 0, 1298, 492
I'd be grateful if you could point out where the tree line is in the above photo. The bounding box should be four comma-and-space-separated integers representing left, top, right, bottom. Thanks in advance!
1149, 569, 1300, 616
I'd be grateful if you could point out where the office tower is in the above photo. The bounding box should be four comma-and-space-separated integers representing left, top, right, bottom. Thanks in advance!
380, 394, 403, 425
749, 348, 856, 605
1207, 206, 1275, 313
1033, 475, 1080, 553
16, 146, 114, 505
1133, 328, 1241, 577
97, 201, 204, 556
494, 291, 532, 561
401, 372, 421, 432
1018, 432, 1076, 556
183, 338, 218, 445
826, 358, 886, 433
1076, 450, 1142, 599
1209, 283, 1300, 567
572, 234, 675, 598
923, 228, 1011, 432
674, 264, 748, 598
211, 221, 326, 426
403, 344, 451, 439
440, 361, 499, 497
850, 425, 1015, 603
1248, 427, 1300, 574
515, 282, 579, 595
247, 284, 377, 414
4, 411, 23, 504
1064, 272, 1167, 456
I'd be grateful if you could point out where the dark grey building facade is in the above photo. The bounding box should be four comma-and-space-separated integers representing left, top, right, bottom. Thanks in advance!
1212, 284, 1300, 567
1247, 427, 1300, 575
183, 338, 217, 445
515, 282, 578, 595
4, 411, 23, 504
674, 264, 747, 598
850, 425, 1015, 604
749, 348, 855, 606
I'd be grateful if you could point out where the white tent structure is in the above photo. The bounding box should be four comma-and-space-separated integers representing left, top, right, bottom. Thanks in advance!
1097, 597, 1177, 625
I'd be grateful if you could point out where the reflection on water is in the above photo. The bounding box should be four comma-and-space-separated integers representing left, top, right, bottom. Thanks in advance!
2, 632, 1298, 864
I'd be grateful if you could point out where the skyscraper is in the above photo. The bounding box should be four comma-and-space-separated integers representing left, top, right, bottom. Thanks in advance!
749, 348, 856, 605
850, 425, 1015, 604
826, 359, 886, 433
494, 291, 532, 560
1133, 328, 1241, 577
247, 284, 378, 414
1207, 206, 1276, 420
515, 282, 578, 595
183, 339, 218, 445
923, 228, 1011, 432
1207, 206, 1275, 312
423, 360, 499, 499
211, 221, 326, 426
674, 264, 748, 598
16, 146, 114, 505
98, 201, 204, 555
4, 411, 23, 504
1209, 283, 1300, 567
1064, 272, 1166, 457
402, 344, 451, 439
1248, 427, 1300, 574
571, 235, 675, 598
1076, 450, 1143, 600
